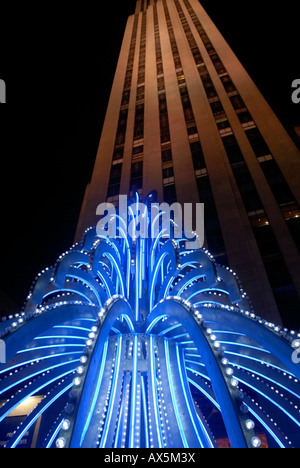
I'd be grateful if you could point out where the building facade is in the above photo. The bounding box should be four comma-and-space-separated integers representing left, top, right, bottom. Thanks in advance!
77, 0, 300, 325
76, 0, 300, 327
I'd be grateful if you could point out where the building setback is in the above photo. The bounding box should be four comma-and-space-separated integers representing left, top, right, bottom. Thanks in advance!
76, 0, 300, 326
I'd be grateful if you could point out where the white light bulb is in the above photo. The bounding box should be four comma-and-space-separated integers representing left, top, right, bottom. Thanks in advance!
62, 419, 71, 431
251, 437, 261, 448
245, 419, 255, 431
56, 437, 66, 448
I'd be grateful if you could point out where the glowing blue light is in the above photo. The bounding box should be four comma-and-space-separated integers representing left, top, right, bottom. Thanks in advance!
129, 334, 139, 447
99, 336, 123, 447
164, 340, 188, 448
1, 193, 299, 449
80, 339, 109, 446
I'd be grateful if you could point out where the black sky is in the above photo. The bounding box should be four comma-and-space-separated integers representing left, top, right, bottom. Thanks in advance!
0, 0, 299, 310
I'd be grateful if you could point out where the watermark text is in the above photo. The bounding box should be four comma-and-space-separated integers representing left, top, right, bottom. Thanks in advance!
292, 339, 300, 364
0, 79, 6, 103
292, 79, 300, 104
0, 339, 6, 364
96, 196, 204, 249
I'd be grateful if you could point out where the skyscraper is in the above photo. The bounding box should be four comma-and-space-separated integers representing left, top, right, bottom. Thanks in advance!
1, 0, 300, 450
75, 0, 300, 327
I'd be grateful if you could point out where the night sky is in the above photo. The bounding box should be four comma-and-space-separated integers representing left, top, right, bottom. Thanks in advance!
0, 0, 299, 310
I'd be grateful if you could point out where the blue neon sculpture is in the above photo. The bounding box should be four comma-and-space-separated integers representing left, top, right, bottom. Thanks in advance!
0, 194, 300, 448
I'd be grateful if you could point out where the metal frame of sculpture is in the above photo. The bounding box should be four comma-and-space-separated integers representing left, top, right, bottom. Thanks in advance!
0, 193, 300, 448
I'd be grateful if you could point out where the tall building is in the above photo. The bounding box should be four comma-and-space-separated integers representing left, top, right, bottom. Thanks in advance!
76, 0, 300, 327
1, 0, 300, 450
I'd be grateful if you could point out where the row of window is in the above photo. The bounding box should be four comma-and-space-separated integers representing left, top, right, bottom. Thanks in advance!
163, 0, 227, 263
153, 2, 177, 203
130, 12, 148, 195
107, 14, 140, 200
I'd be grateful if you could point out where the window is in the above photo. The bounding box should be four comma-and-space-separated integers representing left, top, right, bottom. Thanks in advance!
190, 141, 205, 170
245, 128, 271, 158
157, 77, 165, 91
132, 145, 144, 156
181, 95, 195, 123
222, 135, 244, 165
196, 175, 228, 265
231, 163, 263, 213
201, 74, 218, 99
210, 53, 226, 75
130, 161, 143, 190
162, 148, 173, 163
107, 184, 120, 198
220, 75, 236, 93
160, 114, 171, 143
136, 85, 145, 102
107, 163, 122, 199
230, 94, 246, 111
210, 100, 225, 116
237, 111, 254, 124
134, 105, 144, 140
163, 166, 174, 179
124, 70, 133, 89
108, 163, 122, 186
159, 94, 171, 144
260, 159, 296, 205
163, 183, 177, 204
113, 147, 124, 162
121, 90, 130, 106
115, 109, 128, 146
